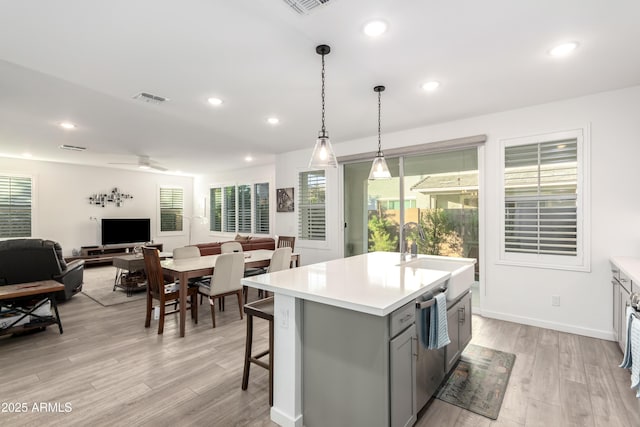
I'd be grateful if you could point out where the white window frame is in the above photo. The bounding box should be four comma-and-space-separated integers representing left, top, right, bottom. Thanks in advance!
298, 169, 327, 244
498, 127, 590, 272
0, 173, 35, 239
209, 181, 271, 236
157, 185, 184, 236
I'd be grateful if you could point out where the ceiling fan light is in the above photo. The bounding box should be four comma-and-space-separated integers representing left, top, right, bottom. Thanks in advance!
309, 131, 337, 168
369, 154, 391, 180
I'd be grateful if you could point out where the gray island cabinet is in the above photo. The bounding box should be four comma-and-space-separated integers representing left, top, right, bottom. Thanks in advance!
303, 299, 417, 427
242, 252, 476, 427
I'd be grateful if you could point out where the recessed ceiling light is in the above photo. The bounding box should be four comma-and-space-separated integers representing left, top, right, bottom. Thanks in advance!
421, 81, 440, 91
363, 20, 388, 37
22, 152, 33, 158
549, 42, 578, 57
60, 122, 76, 129
245, 156, 253, 162
208, 97, 223, 106
267, 117, 280, 125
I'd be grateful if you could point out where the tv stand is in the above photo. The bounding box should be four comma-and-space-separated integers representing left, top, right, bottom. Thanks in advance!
65, 243, 163, 266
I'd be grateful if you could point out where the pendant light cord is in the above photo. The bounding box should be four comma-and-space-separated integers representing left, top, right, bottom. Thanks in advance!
377, 90, 382, 156
321, 52, 326, 134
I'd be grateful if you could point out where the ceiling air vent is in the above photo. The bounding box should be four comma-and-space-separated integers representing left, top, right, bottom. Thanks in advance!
282, 0, 332, 15
132, 92, 170, 104
59, 144, 87, 151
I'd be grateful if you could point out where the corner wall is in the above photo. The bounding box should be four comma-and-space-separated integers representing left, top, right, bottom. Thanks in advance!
275, 85, 640, 339
0, 158, 194, 255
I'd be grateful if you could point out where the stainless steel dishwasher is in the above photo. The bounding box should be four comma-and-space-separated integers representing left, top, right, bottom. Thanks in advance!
415, 285, 447, 411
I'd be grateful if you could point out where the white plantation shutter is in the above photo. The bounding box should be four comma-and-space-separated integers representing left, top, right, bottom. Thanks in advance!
160, 187, 184, 232
504, 139, 578, 256
299, 170, 326, 240
0, 175, 32, 238
223, 186, 236, 232
254, 183, 269, 234
210, 187, 222, 232
238, 184, 252, 233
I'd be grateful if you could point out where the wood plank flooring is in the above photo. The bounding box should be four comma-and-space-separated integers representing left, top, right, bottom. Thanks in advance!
1, 292, 639, 426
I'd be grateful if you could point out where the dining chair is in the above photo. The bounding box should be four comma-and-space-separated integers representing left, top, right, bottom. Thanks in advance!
254, 246, 292, 300
277, 236, 296, 251
197, 252, 245, 328
267, 246, 293, 273
142, 246, 198, 334
173, 246, 211, 302
221, 241, 263, 305
173, 245, 201, 259
220, 241, 243, 253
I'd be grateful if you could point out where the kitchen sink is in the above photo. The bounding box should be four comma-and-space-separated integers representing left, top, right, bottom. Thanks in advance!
399, 255, 476, 301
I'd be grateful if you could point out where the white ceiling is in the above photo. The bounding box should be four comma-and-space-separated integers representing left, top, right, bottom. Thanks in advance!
1, 0, 639, 175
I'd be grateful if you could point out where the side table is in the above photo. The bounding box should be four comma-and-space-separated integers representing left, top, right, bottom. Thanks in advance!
112, 253, 172, 295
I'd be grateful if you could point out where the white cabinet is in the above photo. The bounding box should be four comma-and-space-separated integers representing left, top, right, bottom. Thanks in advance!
444, 291, 472, 373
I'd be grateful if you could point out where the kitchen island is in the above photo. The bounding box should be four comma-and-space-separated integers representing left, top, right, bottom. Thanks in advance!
242, 252, 475, 427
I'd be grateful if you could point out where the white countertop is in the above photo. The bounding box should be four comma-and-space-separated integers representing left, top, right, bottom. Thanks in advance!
241, 252, 451, 316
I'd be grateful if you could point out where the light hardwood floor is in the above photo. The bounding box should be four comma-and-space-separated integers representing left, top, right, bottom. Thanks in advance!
1, 289, 639, 426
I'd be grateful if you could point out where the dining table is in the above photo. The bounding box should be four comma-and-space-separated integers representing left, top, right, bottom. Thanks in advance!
161, 249, 300, 337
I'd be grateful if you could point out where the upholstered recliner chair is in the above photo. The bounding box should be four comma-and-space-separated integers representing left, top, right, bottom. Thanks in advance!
0, 239, 84, 301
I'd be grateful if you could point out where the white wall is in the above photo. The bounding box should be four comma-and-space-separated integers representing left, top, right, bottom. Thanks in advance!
191, 163, 276, 245
0, 158, 193, 255
275, 85, 640, 339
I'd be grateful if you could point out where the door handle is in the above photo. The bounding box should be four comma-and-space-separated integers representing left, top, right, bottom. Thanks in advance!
458, 306, 465, 323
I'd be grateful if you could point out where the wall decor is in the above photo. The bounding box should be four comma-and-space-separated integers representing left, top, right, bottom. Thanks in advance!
277, 187, 294, 212
89, 187, 133, 207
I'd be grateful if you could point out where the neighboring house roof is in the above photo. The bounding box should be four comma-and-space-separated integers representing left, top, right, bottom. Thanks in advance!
410, 171, 479, 194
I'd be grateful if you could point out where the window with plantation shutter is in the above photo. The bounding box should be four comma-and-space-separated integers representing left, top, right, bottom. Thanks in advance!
223, 186, 236, 232
500, 129, 589, 270
254, 183, 269, 234
210, 182, 270, 235
159, 187, 183, 232
299, 170, 326, 241
238, 185, 251, 233
209, 187, 222, 232
0, 175, 32, 238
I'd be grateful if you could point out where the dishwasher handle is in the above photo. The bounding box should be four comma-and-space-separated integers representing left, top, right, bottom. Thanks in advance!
415, 287, 447, 309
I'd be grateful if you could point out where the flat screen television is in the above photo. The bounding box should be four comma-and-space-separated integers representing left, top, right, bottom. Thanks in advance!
101, 218, 151, 245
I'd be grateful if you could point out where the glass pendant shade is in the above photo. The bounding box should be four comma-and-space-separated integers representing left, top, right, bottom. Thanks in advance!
309, 131, 337, 168
369, 85, 391, 179
308, 44, 337, 169
369, 153, 391, 179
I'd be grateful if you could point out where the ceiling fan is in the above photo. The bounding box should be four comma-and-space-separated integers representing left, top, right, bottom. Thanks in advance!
108, 155, 168, 171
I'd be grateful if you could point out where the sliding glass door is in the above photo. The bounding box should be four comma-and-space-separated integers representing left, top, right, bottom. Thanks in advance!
343, 148, 479, 273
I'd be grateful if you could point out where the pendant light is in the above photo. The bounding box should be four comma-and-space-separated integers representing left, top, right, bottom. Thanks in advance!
309, 44, 337, 168
368, 85, 391, 179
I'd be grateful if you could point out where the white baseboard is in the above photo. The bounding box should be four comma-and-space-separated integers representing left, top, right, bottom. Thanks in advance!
270, 407, 303, 427
480, 309, 615, 341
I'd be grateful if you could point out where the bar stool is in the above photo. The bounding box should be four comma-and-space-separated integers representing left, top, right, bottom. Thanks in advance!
241, 296, 274, 406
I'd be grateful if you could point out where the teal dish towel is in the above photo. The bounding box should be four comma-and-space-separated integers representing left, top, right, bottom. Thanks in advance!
428, 292, 451, 350
620, 307, 640, 398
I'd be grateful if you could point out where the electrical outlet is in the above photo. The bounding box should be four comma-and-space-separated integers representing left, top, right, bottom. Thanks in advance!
153, 306, 159, 320
279, 309, 289, 329
552, 295, 560, 306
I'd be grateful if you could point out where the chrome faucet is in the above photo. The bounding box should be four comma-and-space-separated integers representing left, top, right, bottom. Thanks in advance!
402, 221, 426, 258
